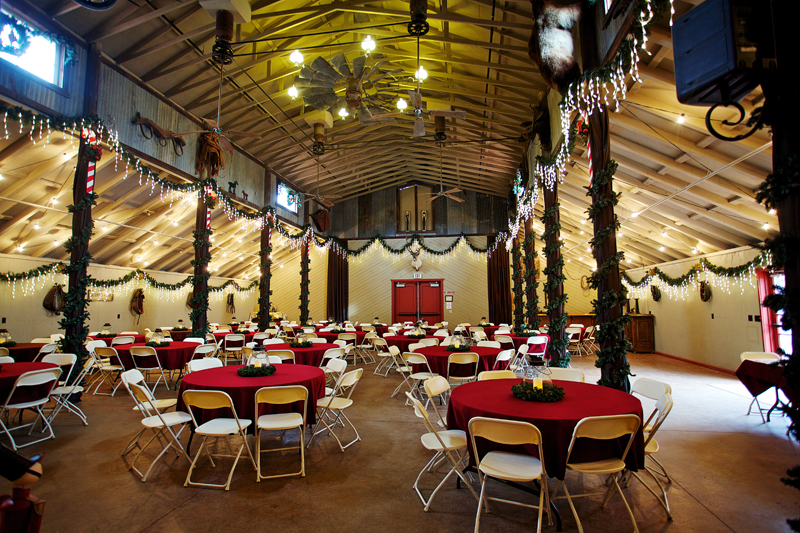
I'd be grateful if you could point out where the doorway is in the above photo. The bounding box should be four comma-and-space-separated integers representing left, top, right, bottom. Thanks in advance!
391, 279, 443, 324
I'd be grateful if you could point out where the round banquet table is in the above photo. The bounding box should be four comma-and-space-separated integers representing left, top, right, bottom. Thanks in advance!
3, 343, 46, 363
212, 332, 256, 345
88, 334, 146, 344
415, 346, 501, 376
493, 333, 551, 351
0, 362, 58, 404
316, 330, 367, 344
113, 342, 198, 371
447, 379, 644, 480
169, 330, 192, 342
262, 342, 338, 367
177, 364, 325, 425
385, 335, 436, 353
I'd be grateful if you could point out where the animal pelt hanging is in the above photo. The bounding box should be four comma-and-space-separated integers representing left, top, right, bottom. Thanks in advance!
196, 131, 225, 177
130, 288, 145, 324
43, 284, 65, 315
528, 0, 582, 92
226, 293, 235, 314
186, 291, 201, 310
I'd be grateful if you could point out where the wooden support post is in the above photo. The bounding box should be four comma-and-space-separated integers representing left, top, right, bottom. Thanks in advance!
62, 43, 101, 364
524, 216, 540, 329
543, 183, 567, 363
191, 193, 210, 335
512, 232, 524, 329
257, 168, 273, 329
299, 209, 310, 323
581, 5, 629, 391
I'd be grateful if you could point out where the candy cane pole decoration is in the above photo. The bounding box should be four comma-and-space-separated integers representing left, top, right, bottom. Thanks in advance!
82, 127, 98, 194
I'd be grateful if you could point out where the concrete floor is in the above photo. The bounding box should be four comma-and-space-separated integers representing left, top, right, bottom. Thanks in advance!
8, 352, 799, 533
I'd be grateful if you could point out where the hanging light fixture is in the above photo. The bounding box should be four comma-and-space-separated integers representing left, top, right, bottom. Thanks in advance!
361, 35, 376, 54
289, 49, 304, 66
677, 113, 685, 124
338, 107, 349, 118
288, 85, 298, 99
414, 65, 428, 82
396, 98, 408, 111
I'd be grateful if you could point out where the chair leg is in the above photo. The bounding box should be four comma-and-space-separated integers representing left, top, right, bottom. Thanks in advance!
474, 477, 488, 533
611, 475, 640, 533
631, 469, 672, 519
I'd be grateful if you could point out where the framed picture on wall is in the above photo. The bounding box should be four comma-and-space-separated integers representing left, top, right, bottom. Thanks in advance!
445, 295, 453, 302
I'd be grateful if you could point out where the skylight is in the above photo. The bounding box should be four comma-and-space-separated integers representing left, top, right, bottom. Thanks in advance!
0, 14, 61, 86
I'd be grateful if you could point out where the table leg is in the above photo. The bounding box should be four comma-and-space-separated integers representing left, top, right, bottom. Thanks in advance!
767, 387, 782, 423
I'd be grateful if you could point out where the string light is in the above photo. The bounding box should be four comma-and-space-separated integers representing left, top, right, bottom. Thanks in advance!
102, 225, 108, 232
676, 113, 685, 124
763, 223, 769, 230
660, 246, 665, 251
33, 222, 40, 230
769, 208, 776, 215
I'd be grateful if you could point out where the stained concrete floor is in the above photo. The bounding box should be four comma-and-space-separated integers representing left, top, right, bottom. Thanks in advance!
8, 352, 800, 533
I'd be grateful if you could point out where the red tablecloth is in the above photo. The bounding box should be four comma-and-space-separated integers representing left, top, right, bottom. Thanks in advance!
0, 362, 58, 404
212, 332, 256, 346
493, 334, 551, 351
447, 380, 645, 480
3, 343, 46, 363
177, 364, 325, 425
89, 334, 146, 344
169, 330, 192, 341
113, 342, 198, 371
317, 331, 367, 344
385, 335, 434, 353
262, 342, 338, 367
736, 359, 798, 404
415, 346, 501, 376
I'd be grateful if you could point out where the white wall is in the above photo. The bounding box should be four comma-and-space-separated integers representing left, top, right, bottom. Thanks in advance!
348, 237, 489, 325
625, 247, 765, 371
0, 254, 256, 341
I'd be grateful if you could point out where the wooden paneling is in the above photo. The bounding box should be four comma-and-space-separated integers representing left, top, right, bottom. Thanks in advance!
269, 250, 301, 322
434, 196, 448, 235
357, 193, 372, 236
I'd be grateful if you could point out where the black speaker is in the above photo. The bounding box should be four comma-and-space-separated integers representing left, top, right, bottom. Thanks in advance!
673, 0, 776, 106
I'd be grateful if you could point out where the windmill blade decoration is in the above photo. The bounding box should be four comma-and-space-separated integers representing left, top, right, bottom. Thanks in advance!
295, 53, 402, 122
424, 146, 464, 203
369, 88, 468, 138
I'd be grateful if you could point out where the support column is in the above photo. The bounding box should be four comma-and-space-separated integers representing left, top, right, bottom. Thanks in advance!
257, 169, 272, 329
61, 43, 101, 365
542, 184, 568, 365
191, 191, 211, 336
524, 216, 540, 330
512, 232, 524, 329
581, 6, 630, 391
299, 210, 310, 323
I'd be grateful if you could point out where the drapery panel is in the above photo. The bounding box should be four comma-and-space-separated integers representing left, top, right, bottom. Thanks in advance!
487, 247, 512, 325
327, 251, 349, 321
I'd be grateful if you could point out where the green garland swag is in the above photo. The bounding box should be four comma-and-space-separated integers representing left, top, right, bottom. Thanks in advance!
257, 227, 273, 330
145, 341, 171, 348
173, 327, 188, 332
512, 237, 525, 328
0, 341, 17, 348
406, 333, 426, 340
298, 251, 311, 324
190, 228, 213, 337
542, 202, 570, 367
524, 230, 541, 330
511, 381, 565, 403
237, 364, 277, 377
446, 344, 471, 352
289, 341, 313, 348
586, 161, 633, 390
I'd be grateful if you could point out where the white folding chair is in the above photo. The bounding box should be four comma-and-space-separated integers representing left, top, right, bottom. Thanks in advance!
309, 368, 363, 452
182, 389, 257, 490
469, 417, 551, 533
372, 338, 394, 376
130, 346, 169, 391
491, 349, 515, 371
255, 385, 309, 481
447, 352, 480, 387
33, 343, 58, 362
186, 358, 223, 373
267, 349, 295, 364
184, 337, 205, 345
547, 367, 585, 382
477, 370, 517, 381
120, 370, 192, 481
0, 355, 13, 363
406, 391, 479, 511
223, 334, 245, 365
477, 340, 501, 349
0, 368, 61, 450
112, 336, 136, 346
91, 346, 125, 396
42, 353, 90, 426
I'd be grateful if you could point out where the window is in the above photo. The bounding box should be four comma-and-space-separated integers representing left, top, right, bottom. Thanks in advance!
0, 11, 64, 87
277, 181, 299, 214
758, 269, 792, 354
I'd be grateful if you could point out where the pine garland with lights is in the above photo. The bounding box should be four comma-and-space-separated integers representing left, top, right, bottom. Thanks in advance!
524, 230, 541, 330
257, 227, 273, 330
542, 202, 569, 367
512, 237, 525, 329
298, 247, 311, 324
0, 12, 77, 64
586, 161, 632, 389
190, 228, 213, 337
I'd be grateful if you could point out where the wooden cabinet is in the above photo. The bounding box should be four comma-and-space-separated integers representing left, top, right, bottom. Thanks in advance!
625, 314, 655, 353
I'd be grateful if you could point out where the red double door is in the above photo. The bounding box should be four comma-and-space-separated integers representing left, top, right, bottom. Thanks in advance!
391, 279, 443, 325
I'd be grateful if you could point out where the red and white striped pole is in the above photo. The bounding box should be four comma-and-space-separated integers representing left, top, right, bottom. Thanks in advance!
581, 112, 593, 186
82, 127, 97, 194
205, 188, 212, 229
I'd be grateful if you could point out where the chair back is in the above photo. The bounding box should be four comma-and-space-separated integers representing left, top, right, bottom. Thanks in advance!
216, 326, 232, 332
569, 414, 640, 456
262, 339, 284, 346
307, 338, 326, 344
740, 351, 780, 362
548, 367, 585, 383
0, 355, 13, 363
493, 349, 514, 369
7, 368, 61, 404
35, 344, 58, 361
433, 329, 449, 337
120, 331, 139, 335
336, 368, 363, 398
419, 338, 439, 347
193, 344, 218, 358
184, 337, 205, 344
112, 336, 135, 346
469, 416, 542, 446
85, 340, 106, 353
405, 391, 445, 440
130, 346, 159, 369
255, 385, 308, 411
321, 347, 345, 361
477, 340, 500, 349
94, 346, 119, 361
337, 333, 357, 343
187, 358, 223, 373
266, 355, 282, 364
183, 390, 246, 430
267, 349, 295, 362
495, 329, 511, 335
478, 370, 517, 381
423, 375, 451, 399
371, 338, 388, 351
631, 378, 673, 439
408, 342, 425, 352
494, 335, 513, 345
469, 326, 484, 334
252, 333, 269, 342
325, 357, 348, 374
41, 353, 78, 382
304, 332, 318, 338
224, 334, 245, 348
30, 338, 52, 343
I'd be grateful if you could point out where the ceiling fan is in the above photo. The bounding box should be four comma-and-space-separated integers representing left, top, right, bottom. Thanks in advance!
172, 9, 261, 152
425, 146, 463, 203
302, 157, 338, 208
295, 54, 402, 122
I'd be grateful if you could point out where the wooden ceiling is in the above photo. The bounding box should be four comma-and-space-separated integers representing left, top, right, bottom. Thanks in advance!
0, 0, 777, 276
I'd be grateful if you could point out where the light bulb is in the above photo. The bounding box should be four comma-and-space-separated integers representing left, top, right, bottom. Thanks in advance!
338, 107, 349, 118
692, 248, 698, 254
239, 256, 243, 261
361, 35, 376, 54
626, 258, 632, 263
288, 85, 298, 99
591, 267, 597, 272
53, 240, 59, 246
153, 240, 158, 246
631, 211, 639, 218
223, 252, 227, 257
173, 221, 178, 226
102, 225, 107, 231
567, 259, 571, 263
618, 232, 623, 238
580, 230, 585, 235
769, 208, 776, 215
677, 113, 685, 124
144, 260, 148, 266
397, 98, 408, 111
415, 65, 428, 82
662, 231, 668, 237
34, 222, 40, 230
580, 219, 587, 225
289, 50, 304, 66
138, 256, 143, 262
578, 256, 583, 261
17, 244, 23, 252
238, 239, 242, 243
51, 198, 57, 205
763, 223, 769, 230
558, 236, 563, 241
660, 246, 665, 251
280, 264, 285, 268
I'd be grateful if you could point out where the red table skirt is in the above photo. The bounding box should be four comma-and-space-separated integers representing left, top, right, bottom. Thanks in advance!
415, 346, 501, 376
89, 334, 146, 344
177, 364, 325, 425
447, 380, 645, 480
3, 343, 46, 363
385, 335, 435, 353
316, 331, 367, 344
736, 359, 798, 404
262, 343, 339, 367
213, 332, 256, 346
0, 362, 58, 404
113, 342, 199, 371
492, 334, 551, 351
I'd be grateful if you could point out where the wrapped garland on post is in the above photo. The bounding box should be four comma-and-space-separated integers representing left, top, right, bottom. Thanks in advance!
523, 227, 541, 330
257, 226, 273, 331
190, 227, 213, 337
512, 236, 525, 329
586, 161, 632, 389
542, 202, 569, 367
298, 249, 310, 324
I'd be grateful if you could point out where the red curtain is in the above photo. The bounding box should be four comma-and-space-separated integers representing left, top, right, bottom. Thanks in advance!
327, 251, 349, 321
757, 268, 778, 352
487, 247, 512, 325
